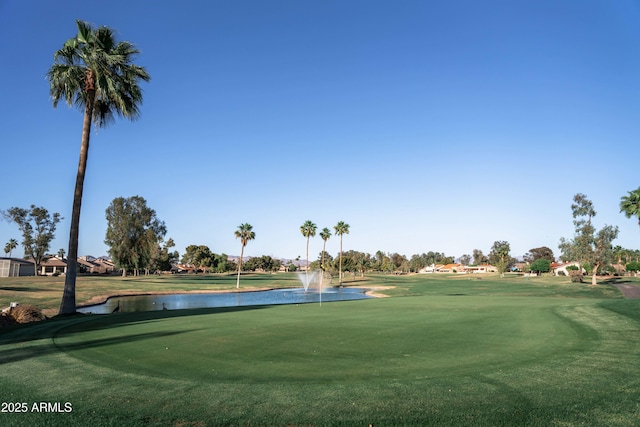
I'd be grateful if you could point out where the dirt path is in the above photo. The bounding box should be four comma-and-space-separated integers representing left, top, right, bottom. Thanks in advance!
612, 283, 640, 299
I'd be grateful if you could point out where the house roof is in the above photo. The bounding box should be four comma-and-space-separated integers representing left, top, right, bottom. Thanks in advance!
0, 257, 34, 264
439, 263, 461, 270
77, 258, 98, 268
41, 257, 67, 267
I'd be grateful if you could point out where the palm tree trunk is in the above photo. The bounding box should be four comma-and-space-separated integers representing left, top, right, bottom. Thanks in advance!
59, 84, 95, 315
305, 236, 310, 284
339, 235, 343, 285
236, 244, 245, 288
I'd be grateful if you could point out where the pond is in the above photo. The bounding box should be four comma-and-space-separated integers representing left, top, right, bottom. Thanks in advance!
77, 287, 372, 314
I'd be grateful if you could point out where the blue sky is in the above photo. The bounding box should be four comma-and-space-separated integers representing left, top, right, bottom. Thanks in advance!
1, 0, 639, 262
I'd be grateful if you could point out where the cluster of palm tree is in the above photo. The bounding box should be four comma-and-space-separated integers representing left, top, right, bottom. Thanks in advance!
300, 220, 350, 285
3, 239, 18, 258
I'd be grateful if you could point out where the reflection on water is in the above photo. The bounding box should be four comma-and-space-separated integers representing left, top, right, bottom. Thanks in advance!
77, 288, 371, 314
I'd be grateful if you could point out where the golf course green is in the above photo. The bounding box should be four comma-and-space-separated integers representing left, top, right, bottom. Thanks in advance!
1, 273, 639, 426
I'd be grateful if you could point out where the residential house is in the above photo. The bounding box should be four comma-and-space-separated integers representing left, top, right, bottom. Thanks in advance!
40, 256, 67, 276
464, 264, 496, 274
0, 257, 35, 277
552, 262, 583, 276
93, 257, 116, 274
436, 263, 463, 273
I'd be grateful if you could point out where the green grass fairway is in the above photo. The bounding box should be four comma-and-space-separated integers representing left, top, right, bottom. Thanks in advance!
1, 274, 640, 426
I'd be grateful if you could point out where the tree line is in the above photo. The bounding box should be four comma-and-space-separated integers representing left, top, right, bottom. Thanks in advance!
4, 190, 640, 287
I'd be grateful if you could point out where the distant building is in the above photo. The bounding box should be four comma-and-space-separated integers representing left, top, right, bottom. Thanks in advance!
552, 262, 583, 276
40, 256, 67, 276
77, 256, 115, 274
464, 264, 496, 274
0, 257, 36, 277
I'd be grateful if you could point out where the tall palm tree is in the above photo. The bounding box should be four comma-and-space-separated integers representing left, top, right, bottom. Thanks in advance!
235, 223, 255, 288
300, 220, 317, 285
48, 20, 150, 314
4, 239, 18, 258
319, 227, 331, 273
620, 187, 640, 230
333, 221, 350, 285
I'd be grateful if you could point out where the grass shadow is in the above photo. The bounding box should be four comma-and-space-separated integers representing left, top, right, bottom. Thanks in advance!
0, 304, 272, 346
0, 329, 199, 365
0, 286, 49, 292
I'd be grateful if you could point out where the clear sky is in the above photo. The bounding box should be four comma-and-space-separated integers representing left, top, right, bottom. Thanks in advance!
1, 0, 639, 262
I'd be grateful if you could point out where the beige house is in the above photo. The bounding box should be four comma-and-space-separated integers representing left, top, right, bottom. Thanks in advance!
0, 257, 36, 277
464, 264, 496, 273
423, 263, 496, 274
77, 256, 115, 274
40, 256, 67, 276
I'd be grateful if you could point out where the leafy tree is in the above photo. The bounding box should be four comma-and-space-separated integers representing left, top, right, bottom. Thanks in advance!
559, 193, 619, 285
408, 254, 426, 272
373, 250, 388, 271
244, 255, 281, 273
339, 250, 371, 277
105, 196, 166, 277
300, 220, 317, 280
319, 227, 331, 272
523, 246, 555, 263
472, 249, 487, 265
4, 239, 18, 257
181, 245, 214, 272
235, 223, 255, 288
620, 187, 640, 231
1, 206, 62, 275
49, 20, 150, 314
334, 221, 350, 285
530, 258, 551, 275
459, 254, 472, 266
312, 251, 334, 273
389, 253, 408, 270
489, 241, 511, 277
626, 261, 640, 276
180, 246, 232, 273
152, 238, 179, 272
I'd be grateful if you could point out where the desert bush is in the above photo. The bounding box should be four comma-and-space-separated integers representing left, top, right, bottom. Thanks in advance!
10, 304, 46, 324
569, 270, 583, 283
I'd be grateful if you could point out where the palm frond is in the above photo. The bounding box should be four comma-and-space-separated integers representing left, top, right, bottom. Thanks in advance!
47, 20, 150, 127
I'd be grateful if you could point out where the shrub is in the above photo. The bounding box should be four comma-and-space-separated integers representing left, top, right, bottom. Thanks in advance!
569, 270, 583, 283
10, 305, 46, 324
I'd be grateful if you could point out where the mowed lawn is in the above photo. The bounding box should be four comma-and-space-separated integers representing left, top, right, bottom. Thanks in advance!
1, 273, 640, 426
